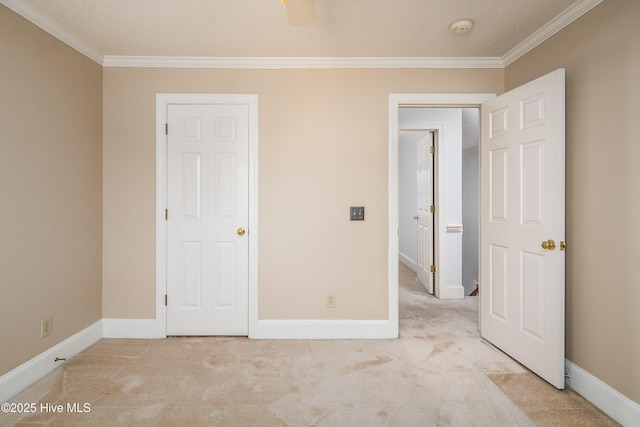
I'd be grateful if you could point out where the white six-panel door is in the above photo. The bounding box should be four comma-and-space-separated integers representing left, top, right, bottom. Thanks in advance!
416, 132, 434, 294
166, 103, 249, 336
480, 69, 566, 388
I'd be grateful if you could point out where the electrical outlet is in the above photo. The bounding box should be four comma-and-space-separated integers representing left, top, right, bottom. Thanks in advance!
326, 294, 336, 308
41, 316, 52, 338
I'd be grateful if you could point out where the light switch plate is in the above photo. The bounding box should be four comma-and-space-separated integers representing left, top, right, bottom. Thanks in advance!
350, 206, 364, 221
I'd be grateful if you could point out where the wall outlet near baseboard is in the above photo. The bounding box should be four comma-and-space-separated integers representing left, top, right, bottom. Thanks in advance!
41, 316, 52, 338
326, 294, 336, 308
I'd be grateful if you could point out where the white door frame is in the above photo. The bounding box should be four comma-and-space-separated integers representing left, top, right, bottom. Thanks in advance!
388, 94, 495, 320
156, 93, 259, 338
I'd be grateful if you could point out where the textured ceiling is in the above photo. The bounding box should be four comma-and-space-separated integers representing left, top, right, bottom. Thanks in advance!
15, 0, 581, 58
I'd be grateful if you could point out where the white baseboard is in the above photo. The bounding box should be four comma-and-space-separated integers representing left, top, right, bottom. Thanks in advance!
101, 318, 396, 340
102, 317, 396, 340
565, 360, 640, 426
0, 320, 102, 403
102, 318, 165, 339
398, 252, 417, 272
250, 319, 397, 339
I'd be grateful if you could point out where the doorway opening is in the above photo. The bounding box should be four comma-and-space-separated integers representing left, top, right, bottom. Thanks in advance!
397, 107, 480, 299
387, 93, 494, 339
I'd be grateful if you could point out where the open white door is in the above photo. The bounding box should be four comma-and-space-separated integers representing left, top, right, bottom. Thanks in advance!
416, 132, 434, 294
480, 69, 566, 388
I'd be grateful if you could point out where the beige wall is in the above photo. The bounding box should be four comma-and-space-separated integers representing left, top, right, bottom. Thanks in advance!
0, 6, 103, 376
506, 0, 640, 403
102, 68, 504, 319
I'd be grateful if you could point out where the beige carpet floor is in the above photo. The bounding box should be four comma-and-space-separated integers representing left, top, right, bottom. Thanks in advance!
2, 263, 617, 426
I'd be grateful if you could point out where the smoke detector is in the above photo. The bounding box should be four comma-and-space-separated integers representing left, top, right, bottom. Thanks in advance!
450, 19, 473, 35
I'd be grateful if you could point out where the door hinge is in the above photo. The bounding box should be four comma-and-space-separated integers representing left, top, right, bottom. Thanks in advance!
430, 265, 436, 273
165, 123, 168, 135
165, 294, 168, 306
429, 145, 435, 154
430, 205, 435, 214
165, 209, 168, 220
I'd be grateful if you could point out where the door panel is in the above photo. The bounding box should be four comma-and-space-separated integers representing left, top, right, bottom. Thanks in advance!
489, 243, 509, 321
167, 104, 249, 336
489, 148, 508, 222
480, 69, 565, 388
416, 132, 434, 294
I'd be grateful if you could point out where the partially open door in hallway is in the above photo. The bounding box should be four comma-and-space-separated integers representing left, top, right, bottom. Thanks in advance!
416, 131, 435, 294
480, 69, 566, 388
166, 103, 249, 336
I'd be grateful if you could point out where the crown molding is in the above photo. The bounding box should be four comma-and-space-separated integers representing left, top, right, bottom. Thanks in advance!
3, 0, 603, 70
102, 56, 504, 69
502, 0, 603, 67
1, 0, 103, 65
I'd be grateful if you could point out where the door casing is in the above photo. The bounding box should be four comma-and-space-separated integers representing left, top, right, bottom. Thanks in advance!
156, 93, 259, 338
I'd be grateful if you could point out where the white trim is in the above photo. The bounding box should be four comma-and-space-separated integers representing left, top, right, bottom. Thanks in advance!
155, 95, 169, 338
446, 223, 464, 233
251, 320, 394, 340
102, 56, 504, 69
102, 319, 164, 339
502, 0, 604, 66
0, 320, 102, 402
398, 252, 417, 272
156, 93, 259, 338
388, 98, 401, 339
565, 360, 640, 427
392, 93, 497, 107
247, 98, 260, 340
0, 0, 103, 65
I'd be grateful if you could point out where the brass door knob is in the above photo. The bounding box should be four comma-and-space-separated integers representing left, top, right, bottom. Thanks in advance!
237, 228, 246, 236
541, 239, 556, 250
